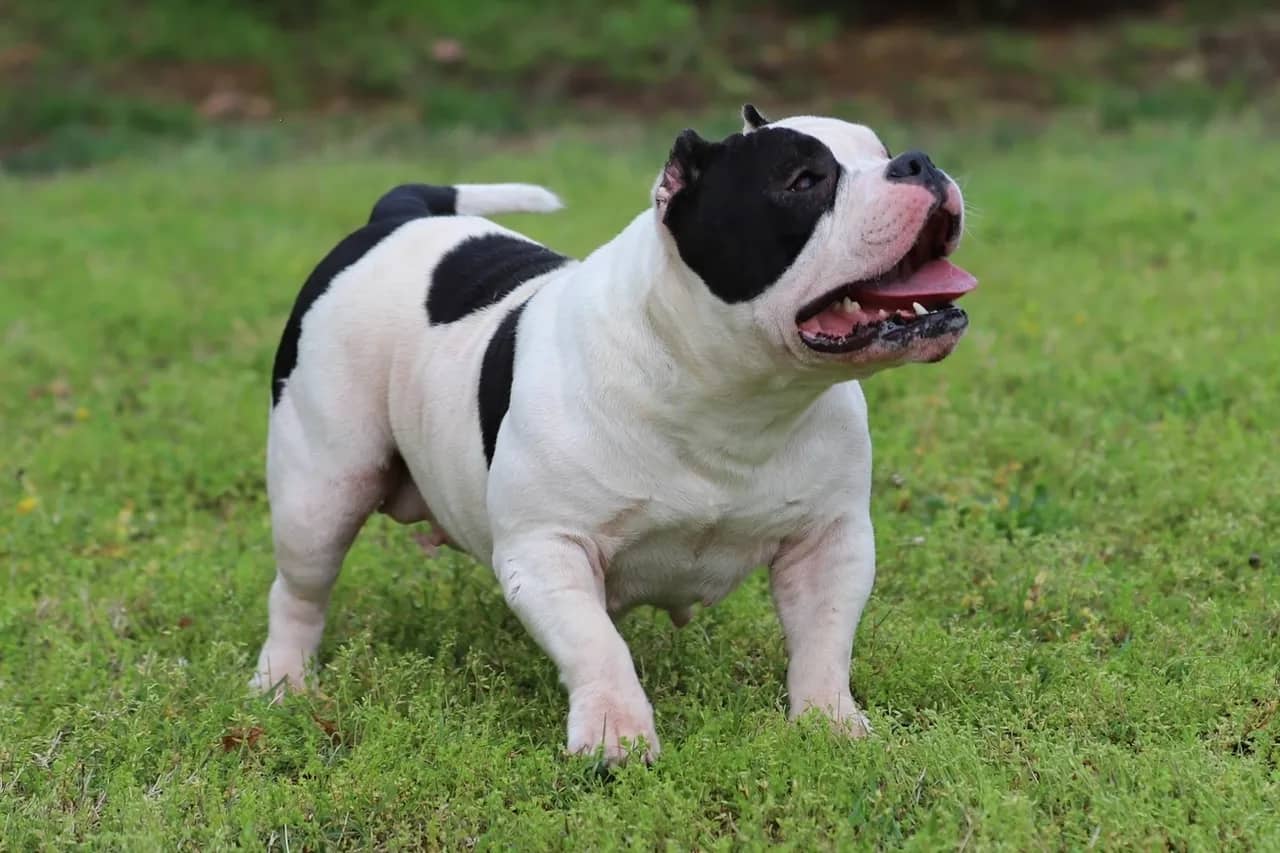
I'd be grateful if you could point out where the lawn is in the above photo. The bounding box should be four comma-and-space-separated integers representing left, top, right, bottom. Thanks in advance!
3, 113, 1279, 849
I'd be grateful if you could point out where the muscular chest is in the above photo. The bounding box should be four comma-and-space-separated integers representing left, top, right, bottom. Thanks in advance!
598, 478, 823, 615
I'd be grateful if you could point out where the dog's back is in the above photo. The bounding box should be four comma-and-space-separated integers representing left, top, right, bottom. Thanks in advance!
271, 182, 565, 408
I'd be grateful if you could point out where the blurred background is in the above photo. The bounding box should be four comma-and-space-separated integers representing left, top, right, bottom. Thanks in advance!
2, 0, 1277, 173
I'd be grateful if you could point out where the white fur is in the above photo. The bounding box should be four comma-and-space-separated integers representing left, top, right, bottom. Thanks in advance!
251, 114, 969, 763
453, 183, 563, 216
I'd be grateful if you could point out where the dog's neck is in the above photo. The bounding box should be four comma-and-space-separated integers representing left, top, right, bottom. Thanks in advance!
565, 211, 839, 472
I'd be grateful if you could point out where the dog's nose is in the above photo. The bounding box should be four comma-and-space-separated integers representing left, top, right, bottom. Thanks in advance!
885, 150, 942, 186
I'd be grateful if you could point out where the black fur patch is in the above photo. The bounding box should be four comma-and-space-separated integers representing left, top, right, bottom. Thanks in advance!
477, 300, 529, 465
664, 127, 840, 304
272, 216, 412, 405
427, 234, 567, 325
272, 183, 468, 405
742, 103, 770, 129
368, 183, 457, 223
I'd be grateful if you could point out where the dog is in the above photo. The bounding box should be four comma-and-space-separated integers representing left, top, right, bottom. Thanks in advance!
251, 105, 976, 762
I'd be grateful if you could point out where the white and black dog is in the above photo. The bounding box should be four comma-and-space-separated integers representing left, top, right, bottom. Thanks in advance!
252, 105, 976, 762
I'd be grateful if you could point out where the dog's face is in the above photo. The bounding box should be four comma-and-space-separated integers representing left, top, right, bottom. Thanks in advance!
655, 106, 975, 377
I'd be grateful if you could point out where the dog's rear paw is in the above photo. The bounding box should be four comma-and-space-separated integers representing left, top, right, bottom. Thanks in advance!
567, 684, 660, 765
831, 708, 871, 738
790, 692, 871, 738
249, 648, 313, 700
247, 671, 290, 704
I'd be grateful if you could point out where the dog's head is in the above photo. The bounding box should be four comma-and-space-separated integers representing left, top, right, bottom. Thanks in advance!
654, 105, 975, 377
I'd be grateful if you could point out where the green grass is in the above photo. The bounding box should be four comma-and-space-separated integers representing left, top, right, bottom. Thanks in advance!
3, 114, 1279, 848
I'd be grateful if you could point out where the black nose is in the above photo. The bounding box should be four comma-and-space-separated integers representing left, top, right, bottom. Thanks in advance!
886, 149, 944, 186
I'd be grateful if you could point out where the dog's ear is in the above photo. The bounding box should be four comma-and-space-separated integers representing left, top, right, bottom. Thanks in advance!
741, 103, 770, 133
655, 129, 717, 218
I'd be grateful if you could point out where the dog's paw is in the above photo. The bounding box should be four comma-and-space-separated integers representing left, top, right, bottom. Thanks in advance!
566, 683, 660, 765
790, 692, 871, 738
829, 706, 871, 738
247, 671, 289, 704
249, 648, 313, 700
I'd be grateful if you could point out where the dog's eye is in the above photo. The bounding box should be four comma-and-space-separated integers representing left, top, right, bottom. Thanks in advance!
787, 170, 822, 192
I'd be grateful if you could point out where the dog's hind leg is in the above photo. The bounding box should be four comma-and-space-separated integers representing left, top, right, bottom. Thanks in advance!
251, 394, 392, 694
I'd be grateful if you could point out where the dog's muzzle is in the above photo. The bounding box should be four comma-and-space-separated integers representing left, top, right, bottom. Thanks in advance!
795, 201, 976, 355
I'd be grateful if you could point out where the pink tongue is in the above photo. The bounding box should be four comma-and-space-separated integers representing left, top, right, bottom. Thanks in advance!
860, 259, 977, 302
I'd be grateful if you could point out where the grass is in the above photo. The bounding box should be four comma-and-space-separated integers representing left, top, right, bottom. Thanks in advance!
3, 112, 1280, 848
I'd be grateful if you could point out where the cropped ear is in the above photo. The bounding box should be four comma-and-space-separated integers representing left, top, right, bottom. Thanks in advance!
741, 103, 770, 133
654, 129, 717, 218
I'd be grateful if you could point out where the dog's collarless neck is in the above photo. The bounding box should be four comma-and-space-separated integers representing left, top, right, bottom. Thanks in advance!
563, 219, 834, 468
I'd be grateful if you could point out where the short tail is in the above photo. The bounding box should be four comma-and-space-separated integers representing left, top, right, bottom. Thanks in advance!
368, 182, 563, 224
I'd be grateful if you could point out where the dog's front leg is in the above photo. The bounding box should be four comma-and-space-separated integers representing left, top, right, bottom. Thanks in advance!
770, 516, 876, 736
494, 536, 659, 763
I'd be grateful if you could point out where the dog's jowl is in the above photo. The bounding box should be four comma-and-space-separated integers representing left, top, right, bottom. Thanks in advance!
252, 106, 977, 763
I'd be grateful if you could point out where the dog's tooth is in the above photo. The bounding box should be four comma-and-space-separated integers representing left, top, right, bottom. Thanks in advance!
849, 300, 861, 312
912, 301, 928, 316
842, 297, 858, 313
877, 309, 889, 319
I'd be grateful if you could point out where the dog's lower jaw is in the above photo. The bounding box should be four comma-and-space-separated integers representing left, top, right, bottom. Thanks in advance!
567, 681, 660, 764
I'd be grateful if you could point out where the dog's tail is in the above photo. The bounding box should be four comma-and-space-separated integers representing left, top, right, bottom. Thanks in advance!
368, 182, 563, 224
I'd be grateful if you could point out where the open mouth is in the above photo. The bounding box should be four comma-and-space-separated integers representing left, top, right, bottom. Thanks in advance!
796, 207, 977, 354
